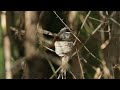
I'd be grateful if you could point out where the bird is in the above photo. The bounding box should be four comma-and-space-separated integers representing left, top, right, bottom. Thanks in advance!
54, 27, 73, 57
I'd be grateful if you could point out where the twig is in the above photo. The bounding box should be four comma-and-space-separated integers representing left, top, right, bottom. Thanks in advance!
37, 23, 57, 37
78, 22, 104, 63
92, 22, 104, 35
75, 27, 103, 64
97, 29, 110, 32
110, 11, 116, 17
88, 17, 105, 23
69, 70, 77, 79
81, 56, 87, 63
81, 11, 91, 29
10, 26, 57, 37
99, 11, 106, 19
41, 44, 55, 53
99, 11, 120, 27
109, 17, 120, 27
74, 11, 91, 45
100, 11, 111, 49
76, 48, 85, 79
47, 59, 57, 78
38, 42, 62, 66
50, 66, 62, 79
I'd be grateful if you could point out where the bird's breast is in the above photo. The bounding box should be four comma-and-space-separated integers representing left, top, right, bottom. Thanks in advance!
54, 41, 73, 57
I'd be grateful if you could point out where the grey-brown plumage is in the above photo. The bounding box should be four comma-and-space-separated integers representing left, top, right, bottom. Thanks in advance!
54, 27, 73, 57
57, 27, 72, 41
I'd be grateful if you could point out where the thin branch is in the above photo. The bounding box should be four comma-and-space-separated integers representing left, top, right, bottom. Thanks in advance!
109, 17, 120, 27
88, 16, 105, 23
38, 43, 55, 53
99, 11, 120, 27
74, 22, 104, 63
81, 56, 87, 63
79, 21, 104, 52
110, 11, 116, 17
10, 26, 57, 37
81, 11, 91, 29
76, 48, 85, 79
100, 11, 111, 49
69, 70, 77, 79
37, 23, 57, 37
97, 29, 110, 32
74, 11, 91, 46
99, 11, 106, 19
92, 22, 104, 35
47, 59, 57, 78
50, 66, 62, 79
